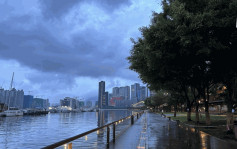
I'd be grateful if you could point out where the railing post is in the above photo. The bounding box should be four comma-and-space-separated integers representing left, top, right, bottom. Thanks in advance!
131, 115, 134, 125
113, 124, 115, 142
107, 126, 110, 146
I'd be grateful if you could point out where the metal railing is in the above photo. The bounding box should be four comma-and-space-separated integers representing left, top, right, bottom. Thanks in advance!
42, 111, 144, 149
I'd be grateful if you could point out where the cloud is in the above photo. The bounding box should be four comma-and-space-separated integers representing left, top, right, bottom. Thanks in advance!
39, 0, 132, 19
0, 0, 161, 101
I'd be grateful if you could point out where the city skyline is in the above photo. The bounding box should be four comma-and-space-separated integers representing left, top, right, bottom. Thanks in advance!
0, 0, 161, 103
98, 81, 149, 108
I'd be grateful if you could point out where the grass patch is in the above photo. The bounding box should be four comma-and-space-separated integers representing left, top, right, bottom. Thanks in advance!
161, 112, 237, 142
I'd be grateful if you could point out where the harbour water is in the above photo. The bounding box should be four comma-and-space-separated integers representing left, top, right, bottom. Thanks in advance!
0, 110, 135, 149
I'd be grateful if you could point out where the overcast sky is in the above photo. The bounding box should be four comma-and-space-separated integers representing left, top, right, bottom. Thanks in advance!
0, 0, 161, 103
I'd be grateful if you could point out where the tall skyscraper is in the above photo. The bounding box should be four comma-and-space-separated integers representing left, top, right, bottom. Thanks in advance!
118, 86, 130, 100
23, 95, 33, 108
102, 91, 108, 108
131, 83, 140, 103
112, 87, 119, 97
140, 86, 146, 101
98, 81, 105, 109
124, 86, 130, 100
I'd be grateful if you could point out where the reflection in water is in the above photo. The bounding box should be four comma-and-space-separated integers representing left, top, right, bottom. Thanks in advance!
0, 110, 135, 149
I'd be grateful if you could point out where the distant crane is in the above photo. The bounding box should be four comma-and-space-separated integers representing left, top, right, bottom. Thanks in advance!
9, 72, 14, 90
7, 72, 14, 110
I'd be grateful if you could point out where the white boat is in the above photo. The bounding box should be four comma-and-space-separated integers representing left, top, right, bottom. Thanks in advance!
3, 107, 23, 116
2, 73, 23, 117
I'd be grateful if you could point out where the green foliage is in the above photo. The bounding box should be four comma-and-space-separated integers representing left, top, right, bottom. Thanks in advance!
128, 0, 237, 110
144, 90, 170, 107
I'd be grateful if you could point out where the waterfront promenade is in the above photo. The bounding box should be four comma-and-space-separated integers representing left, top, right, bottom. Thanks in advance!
109, 111, 237, 149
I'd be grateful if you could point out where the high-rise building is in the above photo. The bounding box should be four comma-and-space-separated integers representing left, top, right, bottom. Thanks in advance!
124, 86, 130, 100
4, 88, 24, 109
140, 86, 146, 101
86, 101, 92, 108
131, 83, 140, 103
23, 95, 33, 108
98, 81, 105, 109
77, 100, 85, 108
32, 98, 48, 109
118, 86, 130, 100
112, 87, 119, 97
60, 97, 76, 109
0, 88, 5, 104
119, 87, 125, 97
102, 91, 108, 108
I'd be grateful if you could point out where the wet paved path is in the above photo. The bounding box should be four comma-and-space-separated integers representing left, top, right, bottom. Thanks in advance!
110, 111, 237, 149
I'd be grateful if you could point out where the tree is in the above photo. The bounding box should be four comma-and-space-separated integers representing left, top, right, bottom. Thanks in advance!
128, 0, 237, 127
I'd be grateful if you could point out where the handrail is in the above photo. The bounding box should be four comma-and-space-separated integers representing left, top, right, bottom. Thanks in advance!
42, 111, 144, 149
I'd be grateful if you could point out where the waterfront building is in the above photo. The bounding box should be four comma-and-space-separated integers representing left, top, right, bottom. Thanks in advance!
118, 86, 130, 100
0, 88, 24, 109
112, 87, 119, 97
124, 86, 130, 100
60, 97, 77, 109
102, 91, 108, 108
60, 99, 70, 107
79, 100, 85, 108
110, 96, 124, 107
98, 81, 105, 109
7, 88, 24, 109
131, 83, 140, 103
0, 88, 5, 104
108, 93, 112, 103
119, 87, 125, 98
32, 98, 49, 109
15, 89, 24, 109
86, 100, 92, 108
114, 98, 132, 108
140, 86, 146, 101
23, 95, 33, 108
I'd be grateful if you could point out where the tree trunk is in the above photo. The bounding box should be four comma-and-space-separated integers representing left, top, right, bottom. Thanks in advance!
226, 112, 234, 130
187, 111, 191, 121
226, 94, 234, 130
204, 100, 211, 125
205, 111, 211, 125
195, 104, 199, 124
174, 104, 177, 117
205, 87, 211, 125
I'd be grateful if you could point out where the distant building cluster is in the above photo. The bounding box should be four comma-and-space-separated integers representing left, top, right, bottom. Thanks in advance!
23, 95, 49, 110
98, 81, 149, 109
0, 88, 24, 110
0, 88, 50, 111
59, 97, 94, 111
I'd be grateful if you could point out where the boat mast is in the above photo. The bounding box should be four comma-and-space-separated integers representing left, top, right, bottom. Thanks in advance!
8, 72, 14, 110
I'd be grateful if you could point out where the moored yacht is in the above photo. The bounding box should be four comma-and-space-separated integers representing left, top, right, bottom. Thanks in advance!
3, 107, 23, 116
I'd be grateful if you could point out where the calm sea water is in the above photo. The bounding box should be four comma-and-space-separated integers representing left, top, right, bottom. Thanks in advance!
0, 110, 135, 149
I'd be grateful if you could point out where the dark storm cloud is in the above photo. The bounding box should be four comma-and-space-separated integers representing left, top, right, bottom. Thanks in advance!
39, 0, 131, 19
0, 0, 160, 101
0, 15, 128, 79
39, 0, 80, 19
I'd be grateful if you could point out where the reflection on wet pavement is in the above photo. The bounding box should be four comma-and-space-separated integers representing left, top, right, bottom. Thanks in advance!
147, 112, 237, 149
